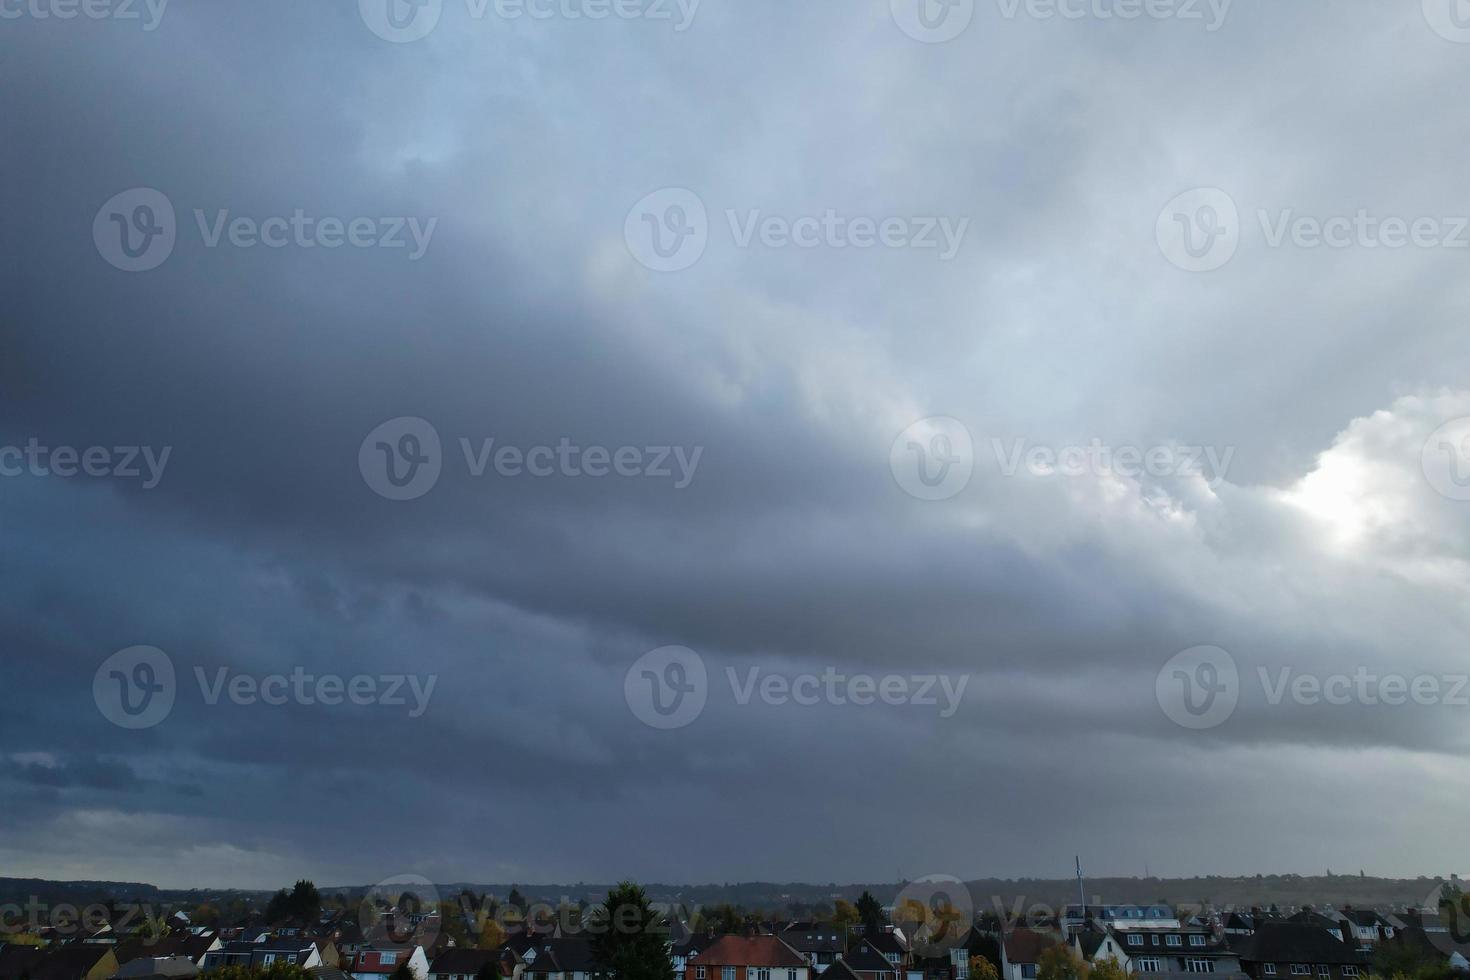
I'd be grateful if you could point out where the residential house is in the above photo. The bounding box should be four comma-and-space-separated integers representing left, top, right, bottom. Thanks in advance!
0, 944, 121, 980
1062, 907, 1178, 939
1090, 926, 1246, 979
1335, 913, 1391, 951
1229, 922, 1368, 980
203, 940, 323, 972
518, 938, 598, 980
114, 935, 220, 968
779, 925, 847, 974
685, 934, 810, 980
428, 947, 503, 980
109, 956, 200, 980
350, 945, 430, 980
866, 933, 910, 975
1000, 930, 1062, 980
841, 942, 899, 980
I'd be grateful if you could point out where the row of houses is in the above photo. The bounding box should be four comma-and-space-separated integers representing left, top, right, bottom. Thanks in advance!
993, 903, 1470, 980
3, 899, 1463, 980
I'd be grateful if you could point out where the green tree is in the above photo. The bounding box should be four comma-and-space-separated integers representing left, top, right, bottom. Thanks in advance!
589, 882, 674, 980
389, 963, 415, 980
475, 960, 503, 980
855, 892, 884, 937
1088, 960, 1127, 980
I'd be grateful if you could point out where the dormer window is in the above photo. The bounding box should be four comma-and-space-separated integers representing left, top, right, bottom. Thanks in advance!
1166, 936, 1182, 947
1128, 936, 1144, 947
1190, 937, 1206, 947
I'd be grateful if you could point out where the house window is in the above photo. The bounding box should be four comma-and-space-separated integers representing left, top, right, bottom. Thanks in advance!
724, 968, 736, 980
697, 969, 706, 979
1135, 958, 1162, 973
1021, 966, 1038, 979
753, 969, 771, 980
1167, 936, 1182, 948
1185, 960, 1214, 973
1344, 969, 1359, 977
1264, 967, 1277, 976
383, 955, 399, 967
1190, 937, 1207, 947
263, 956, 278, 966
1317, 968, 1330, 977
1291, 966, 1311, 975
1128, 936, 1144, 947
789, 971, 798, 980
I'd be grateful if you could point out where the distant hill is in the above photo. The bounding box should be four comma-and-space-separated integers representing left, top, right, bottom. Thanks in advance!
3, 873, 1460, 916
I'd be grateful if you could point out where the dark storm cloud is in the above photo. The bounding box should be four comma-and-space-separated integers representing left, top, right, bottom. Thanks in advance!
2, 0, 1470, 889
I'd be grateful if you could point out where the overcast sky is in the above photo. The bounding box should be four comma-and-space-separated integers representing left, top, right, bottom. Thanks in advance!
4, 0, 1470, 892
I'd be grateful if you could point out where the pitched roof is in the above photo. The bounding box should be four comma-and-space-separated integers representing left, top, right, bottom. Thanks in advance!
22, 945, 116, 980
822, 961, 864, 980
692, 936, 806, 969
841, 943, 895, 974
112, 956, 200, 980
428, 949, 501, 975
1003, 930, 1060, 966
524, 939, 595, 974
865, 933, 908, 956
1229, 924, 1365, 966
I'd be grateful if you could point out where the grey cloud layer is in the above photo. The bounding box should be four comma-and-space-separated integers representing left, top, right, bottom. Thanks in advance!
2, 0, 1469, 888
